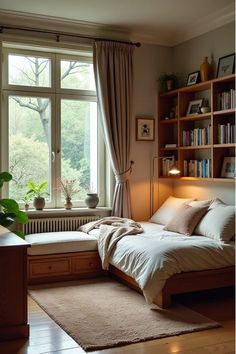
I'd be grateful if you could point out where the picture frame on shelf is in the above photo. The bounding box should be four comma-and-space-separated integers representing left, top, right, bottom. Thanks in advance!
136, 117, 155, 141
186, 99, 203, 116
186, 71, 200, 86
217, 53, 235, 78
220, 156, 235, 178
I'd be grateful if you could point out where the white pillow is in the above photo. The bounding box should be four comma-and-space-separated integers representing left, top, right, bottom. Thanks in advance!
194, 198, 235, 241
188, 199, 212, 208
150, 196, 194, 225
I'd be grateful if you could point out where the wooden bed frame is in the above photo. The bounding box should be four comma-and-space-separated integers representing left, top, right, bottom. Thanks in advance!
109, 264, 235, 308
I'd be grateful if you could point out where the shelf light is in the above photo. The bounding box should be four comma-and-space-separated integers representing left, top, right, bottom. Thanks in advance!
168, 164, 180, 176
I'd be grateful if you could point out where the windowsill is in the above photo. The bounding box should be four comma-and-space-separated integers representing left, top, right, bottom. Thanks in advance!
25, 207, 112, 218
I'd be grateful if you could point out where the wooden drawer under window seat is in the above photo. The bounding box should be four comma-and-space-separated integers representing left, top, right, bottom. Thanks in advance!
28, 251, 106, 284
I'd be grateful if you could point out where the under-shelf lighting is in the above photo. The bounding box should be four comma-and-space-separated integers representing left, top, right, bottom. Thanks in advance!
168, 164, 180, 176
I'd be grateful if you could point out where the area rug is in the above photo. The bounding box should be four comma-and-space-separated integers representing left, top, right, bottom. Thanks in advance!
29, 278, 220, 352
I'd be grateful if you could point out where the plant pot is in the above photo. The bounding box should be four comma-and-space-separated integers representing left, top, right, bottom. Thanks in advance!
85, 193, 99, 208
64, 197, 73, 210
33, 197, 45, 210
166, 79, 174, 91
24, 203, 29, 211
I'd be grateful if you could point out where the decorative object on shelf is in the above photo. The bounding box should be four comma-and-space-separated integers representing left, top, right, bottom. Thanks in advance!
136, 117, 155, 141
58, 179, 80, 210
186, 71, 200, 86
0, 171, 28, 237
158, 72, 178, 93
26, 181, 49, 211
22, 195, 31, 211
217, 53, 235, 78
186, 99, 203, 116
200, 56, 210, 82
85, 193, 99, 208
200, 98, 211, 114
221, 157, 235, 178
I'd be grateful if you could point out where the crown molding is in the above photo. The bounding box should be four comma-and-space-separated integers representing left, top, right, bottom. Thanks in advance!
0, 6, 234, 47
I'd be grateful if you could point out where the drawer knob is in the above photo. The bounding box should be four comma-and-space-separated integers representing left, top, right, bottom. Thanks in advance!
48, 266, 52, 270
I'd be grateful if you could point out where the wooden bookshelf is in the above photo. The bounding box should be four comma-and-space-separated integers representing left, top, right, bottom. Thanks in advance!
158, 74, 235, 181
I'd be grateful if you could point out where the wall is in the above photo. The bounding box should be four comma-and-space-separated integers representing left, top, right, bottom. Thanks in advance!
130, 43, 173, 221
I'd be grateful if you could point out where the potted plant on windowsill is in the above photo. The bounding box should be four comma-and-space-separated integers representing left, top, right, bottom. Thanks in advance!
0, 171, 28, 238
58, 179, 80, 209
26, 181, 49, 210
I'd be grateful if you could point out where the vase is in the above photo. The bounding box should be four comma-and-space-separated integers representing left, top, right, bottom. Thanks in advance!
64, 197, 73, 210
200, 56, 210, 82
33, 197, 45, 210
85, 193, 99, 208
166, 79, 174, 91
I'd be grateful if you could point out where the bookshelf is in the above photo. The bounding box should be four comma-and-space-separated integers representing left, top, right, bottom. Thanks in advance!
158, 74, 235, 181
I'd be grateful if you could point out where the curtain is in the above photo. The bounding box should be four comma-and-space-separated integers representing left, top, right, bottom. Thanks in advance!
93, 41, 135, 218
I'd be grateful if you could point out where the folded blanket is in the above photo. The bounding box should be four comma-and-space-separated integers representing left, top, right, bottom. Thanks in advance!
79, 217, 143, 270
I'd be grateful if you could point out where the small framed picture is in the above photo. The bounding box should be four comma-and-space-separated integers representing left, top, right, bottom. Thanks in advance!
136, 117, 155, 141
186, 71, 200, 86
221, 156, 235, 178
186, 99, 203, 116
217, 54, 235, 78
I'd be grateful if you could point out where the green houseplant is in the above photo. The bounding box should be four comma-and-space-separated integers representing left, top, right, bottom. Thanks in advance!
158, 72, 178, 93
0, 171, 28, 237
26, 181, 49, 210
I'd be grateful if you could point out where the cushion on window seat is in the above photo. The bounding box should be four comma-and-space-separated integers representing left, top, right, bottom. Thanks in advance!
26, 231, 98, 256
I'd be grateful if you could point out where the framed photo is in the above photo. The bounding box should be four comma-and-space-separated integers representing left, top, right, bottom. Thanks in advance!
186, 99, 203, 116
217, 54, 235, 78
186, 71, 200, 86
221, 156, 235, 178
136, 117, 155, 141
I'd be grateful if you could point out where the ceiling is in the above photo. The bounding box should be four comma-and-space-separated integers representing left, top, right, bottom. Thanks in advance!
0, 0, 234, 46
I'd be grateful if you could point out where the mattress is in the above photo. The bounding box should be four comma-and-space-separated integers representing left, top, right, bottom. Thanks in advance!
26, 231, 98, 255
89, 222, 235, 304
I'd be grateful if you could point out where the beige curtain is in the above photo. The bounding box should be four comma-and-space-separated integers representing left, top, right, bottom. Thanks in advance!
93, 41, 134, 218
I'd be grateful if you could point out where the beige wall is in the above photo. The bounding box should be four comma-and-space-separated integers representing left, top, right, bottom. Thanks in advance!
130, 43, 173, 221
130, 22, 235, 220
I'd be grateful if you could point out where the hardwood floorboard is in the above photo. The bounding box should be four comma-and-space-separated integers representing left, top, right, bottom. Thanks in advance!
0, 287, 234, 354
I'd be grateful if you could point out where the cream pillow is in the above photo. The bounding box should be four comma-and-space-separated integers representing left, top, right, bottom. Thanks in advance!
163, 204, 208, 236
150, 196, 194, 225
188, 199, 212, 208
194, 198, 235, 241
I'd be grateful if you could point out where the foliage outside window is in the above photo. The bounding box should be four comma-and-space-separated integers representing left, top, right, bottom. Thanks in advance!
1, 45, 103, 208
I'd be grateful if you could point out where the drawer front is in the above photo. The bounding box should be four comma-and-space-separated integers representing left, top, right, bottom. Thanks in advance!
72, 253, 102, 274
29, 258, 70, 278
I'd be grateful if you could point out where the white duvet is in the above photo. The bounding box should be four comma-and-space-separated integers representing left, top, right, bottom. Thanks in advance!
89, 222, 235, 304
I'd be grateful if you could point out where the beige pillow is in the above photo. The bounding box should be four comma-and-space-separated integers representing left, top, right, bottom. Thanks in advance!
150, 196, 194, 225
163, 204, 208, 236
188, 199, 212, 208
194, 198, 235, 241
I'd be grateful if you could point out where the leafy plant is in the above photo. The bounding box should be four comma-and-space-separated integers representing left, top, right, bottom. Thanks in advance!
158, 72, 178, 92
26, 181, 49, 198
0, 171, 28, 237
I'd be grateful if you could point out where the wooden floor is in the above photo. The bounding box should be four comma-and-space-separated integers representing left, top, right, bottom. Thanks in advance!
0, 287, 234, 354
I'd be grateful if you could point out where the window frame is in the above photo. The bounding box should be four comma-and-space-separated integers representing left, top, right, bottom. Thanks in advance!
1, 44, 105, 209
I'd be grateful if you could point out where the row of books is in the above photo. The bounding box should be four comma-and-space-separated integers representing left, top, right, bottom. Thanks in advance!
218, 123, 235, 144
217, 90, 235, 110
183, 159, 211, 178
182, 125, 211, 146
161, 156, 176, 176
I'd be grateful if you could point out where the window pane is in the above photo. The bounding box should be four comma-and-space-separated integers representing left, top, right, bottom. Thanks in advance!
60, 60, 95, 91
8, 96, 51, 202
61, 99, 97, 201
8, 54, 51, 87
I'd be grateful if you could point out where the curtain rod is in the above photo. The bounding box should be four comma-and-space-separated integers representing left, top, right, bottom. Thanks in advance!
0, 24, 141, 47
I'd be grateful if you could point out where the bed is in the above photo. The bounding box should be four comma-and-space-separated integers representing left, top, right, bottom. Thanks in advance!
89, 197, 235, 307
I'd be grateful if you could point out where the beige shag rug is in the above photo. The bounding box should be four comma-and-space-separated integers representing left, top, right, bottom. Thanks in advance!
29, 278, 219, 352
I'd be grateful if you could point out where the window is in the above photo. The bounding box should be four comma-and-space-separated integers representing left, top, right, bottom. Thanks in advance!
1, 45, 104, 208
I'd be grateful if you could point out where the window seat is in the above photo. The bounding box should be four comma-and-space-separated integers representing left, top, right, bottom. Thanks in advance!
26, 231, 106, 284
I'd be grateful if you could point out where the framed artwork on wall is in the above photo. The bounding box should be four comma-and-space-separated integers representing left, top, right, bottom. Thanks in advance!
217, 54, 235, 78
136, 117, 155, 141
221, 156, 235, 178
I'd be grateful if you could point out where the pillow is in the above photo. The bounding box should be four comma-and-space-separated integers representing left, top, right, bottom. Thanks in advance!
188, 199, 212, 208
163, 204, 208, 236
194, 198, 235, 241
150, 196, 194, 225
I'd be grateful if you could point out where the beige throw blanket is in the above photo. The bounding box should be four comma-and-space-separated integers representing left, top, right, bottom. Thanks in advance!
79, 217, 143, 270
